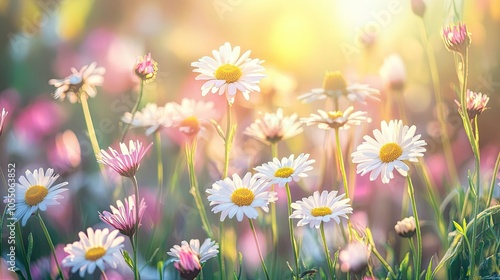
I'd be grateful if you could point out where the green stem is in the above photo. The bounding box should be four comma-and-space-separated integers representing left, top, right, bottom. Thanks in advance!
270, 142, 278, 277
130, 176, 141, 280
121, 81, 144, 142
371, 243, 397, 279
37, 213, 65, 280
320, 223, 334, 280
334, 129, 353, 242
408, 239, 417, 278
155, 131, 164, 201
80, 95, 108, 184
15, 223, 32, 280
418, 19, 459, 186
487, 153, 500, 208
218, 221, 225, 280
286, 183, 300, 278
186, 140, 213, 239
248, 219, 270, 280
407, 176, 422, 279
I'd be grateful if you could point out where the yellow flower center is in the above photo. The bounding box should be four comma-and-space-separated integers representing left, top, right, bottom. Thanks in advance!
323, 71, 348, 92
231, 188, 254, 206
215, 64, 242, 83
85, 247, 107, 261
327, 111, 344, 120
25, 185, 49, 206
274, 167, 294, 178
311, 206, 333, 217
180, 116, 200, 135
379, 142, 403, 163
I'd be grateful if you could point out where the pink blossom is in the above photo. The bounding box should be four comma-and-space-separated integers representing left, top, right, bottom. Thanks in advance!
174, 250, 201, 280
97, 140, 152, 178
134, 53, 158, 83
99, 195, 147, 237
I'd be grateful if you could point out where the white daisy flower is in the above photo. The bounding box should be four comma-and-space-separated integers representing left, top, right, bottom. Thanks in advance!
298, 71, 379, 104
62, 228, 124, 277
169, 98, 217, 137
301, 106, 369, 130
15, 168, 68, 226
167, 238, 219, 263
253, 153, 315, 188
121, 103, 173, 135
351, 120, 427, 184
206, 172, 277, 222
290, 190, 352, 229
49, 62, 105, 103
191, 42, 266, 104
244, 108, 303, 145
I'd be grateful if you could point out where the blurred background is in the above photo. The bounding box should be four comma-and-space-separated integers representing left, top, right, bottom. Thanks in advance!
1, 0, 500, 279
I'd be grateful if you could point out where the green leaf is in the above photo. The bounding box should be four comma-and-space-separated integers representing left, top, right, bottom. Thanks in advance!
398, 253, 410, 280
26, 233, 33, 265
14, 268, 27, 280
121, 250, 134, 271
141, 247, 160, 270
425, 256, 434, 280
453, 220, 464, 234
211, 119, 225, 141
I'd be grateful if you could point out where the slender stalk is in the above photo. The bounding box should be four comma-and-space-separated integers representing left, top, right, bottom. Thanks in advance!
407, 176, 422, 279
270, 142, 279, 276
487, 153, 500, 208
218, 221, 225, 280
15, 223, 33, 280
101, 269, 109, 280
37, 213, 65, 280
286, 183, 300, 278
418, 19, 459, 186
334, 129, 353, 241
371, 244, 397, 279
320, 223, 334, 279
248, 219, 270, 280
186, 140, 213, 239
155, 131, 164, 201
80, 96, 108, 183
121, 81, 144, 142
408, 239, 417, 278
130, 176, 141, 280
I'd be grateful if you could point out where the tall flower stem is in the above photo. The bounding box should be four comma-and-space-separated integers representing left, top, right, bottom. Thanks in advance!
80, 96, 107, 183
186, 139, 213, 239
130, 176, 141, 280
418, 19, 459, 186
320, 222, 334, 279
121, 81, 144, 142
486, 153, 500, 208
407, 176, 422, 279
248, 219, 270, 280
155, 131, 164, 201
15, 223, 33, 280
286, 183, 300, 278
270, 142, 279, 276
334, 129, 353, 241
36, 213, 65, 280
371, 244, 397, 279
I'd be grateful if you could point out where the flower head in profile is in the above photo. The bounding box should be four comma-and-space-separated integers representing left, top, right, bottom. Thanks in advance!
62, 228, 124, 277
254, 153, 315, 188
301, 106, 369, 130
298, 71, 379, 104
191, 42, 266, 104
15, 168, 68, 226
206, 172, 277, 222
167, 238, 219, 263
395, 216, 416, 238
174, 250, 201, 280
49, 62, 105, 103
99, 194, 147, 237
379, 54, 406, 91
290, 190, 352, 229
169, 98, 217, 137
0, 108, 7, 136
134, 53, 158, 83
121, 103, 173, 135
455, 90, 489, 119
442, 22, 471, 55
351, 120, 427, 184
339, 242, 371, 273
244, 108, 303, 145
97, 140, 153, 178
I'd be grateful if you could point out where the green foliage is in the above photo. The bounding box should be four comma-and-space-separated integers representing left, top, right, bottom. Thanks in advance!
434, 205, 500, 279
121, 249, 134, 271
